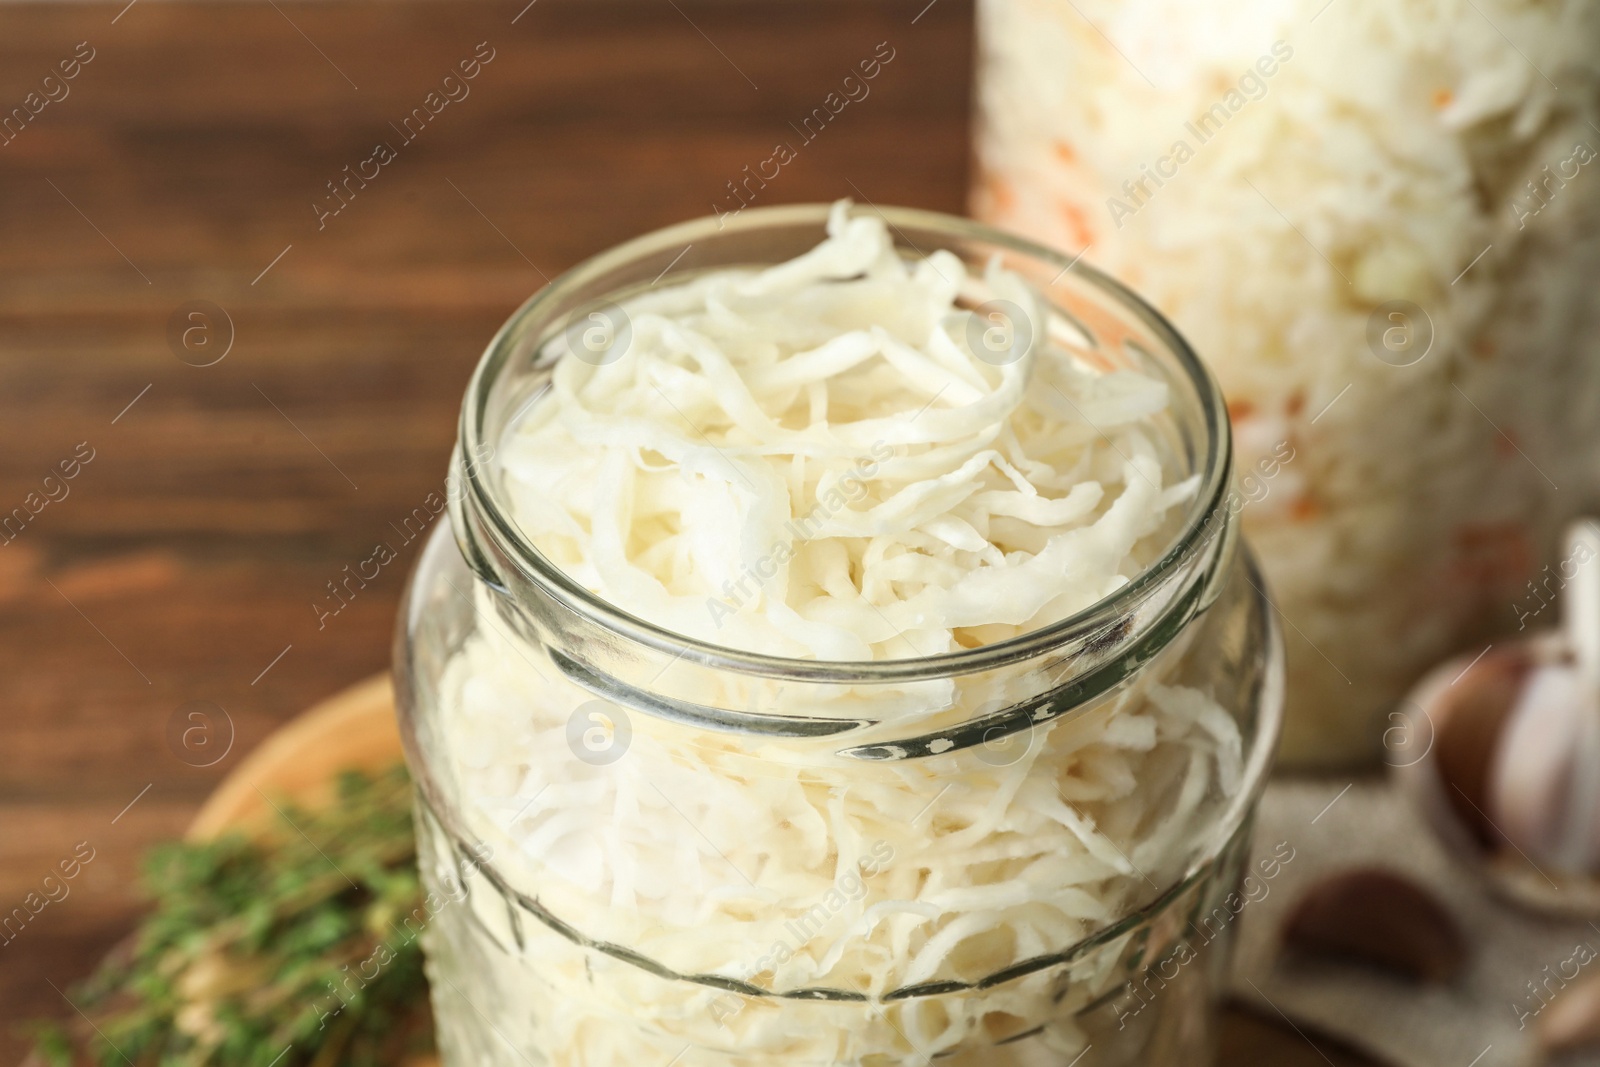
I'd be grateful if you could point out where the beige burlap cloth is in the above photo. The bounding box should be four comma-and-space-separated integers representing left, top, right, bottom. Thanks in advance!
1230, 780, 1600, 1067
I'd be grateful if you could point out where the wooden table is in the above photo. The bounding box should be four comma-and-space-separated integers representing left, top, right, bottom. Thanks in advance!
0, 3, 1374, 1062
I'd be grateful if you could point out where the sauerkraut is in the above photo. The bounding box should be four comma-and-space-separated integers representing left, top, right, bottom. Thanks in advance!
497, 203, 1201, 660
973, 0, 1600, 766
420, 204, 1254, 1065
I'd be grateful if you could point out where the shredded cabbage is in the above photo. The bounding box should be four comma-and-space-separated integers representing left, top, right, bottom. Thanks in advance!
973, 0, 1600, 765
500, 201, 1197, 661
429, 204, 1245, 1065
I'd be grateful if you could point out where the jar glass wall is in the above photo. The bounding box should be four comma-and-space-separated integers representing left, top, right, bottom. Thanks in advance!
394, 205, 1284, 1066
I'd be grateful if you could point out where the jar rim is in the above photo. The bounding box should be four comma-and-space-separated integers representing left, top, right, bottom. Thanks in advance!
456, 202, 1232, 683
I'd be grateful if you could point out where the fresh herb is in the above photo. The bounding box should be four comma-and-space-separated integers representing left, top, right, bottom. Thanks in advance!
30, 766, 435, 1067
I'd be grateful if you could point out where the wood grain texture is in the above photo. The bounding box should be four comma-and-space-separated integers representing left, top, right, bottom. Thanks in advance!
0, 3, 1364, 1062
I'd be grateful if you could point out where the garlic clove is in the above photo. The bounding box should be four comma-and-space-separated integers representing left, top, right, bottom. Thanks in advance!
1281, 868, 1467, 983
1489, 662, 1600, 872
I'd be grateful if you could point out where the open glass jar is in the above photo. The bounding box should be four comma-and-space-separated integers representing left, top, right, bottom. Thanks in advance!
394, 204, 1284, 1066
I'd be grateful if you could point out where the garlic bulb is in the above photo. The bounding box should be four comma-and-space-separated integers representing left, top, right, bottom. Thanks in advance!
1396, 520, 1600, 914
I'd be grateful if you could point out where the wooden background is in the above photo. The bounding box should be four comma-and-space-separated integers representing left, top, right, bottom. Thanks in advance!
0, 2, 1375, 1063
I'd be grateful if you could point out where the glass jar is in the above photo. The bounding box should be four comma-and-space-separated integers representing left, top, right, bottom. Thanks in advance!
394, 204, 1284, 1066
971, 0, 1600, 768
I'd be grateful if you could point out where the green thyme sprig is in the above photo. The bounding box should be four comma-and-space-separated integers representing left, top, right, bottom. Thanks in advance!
30, 766, 435, 1067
